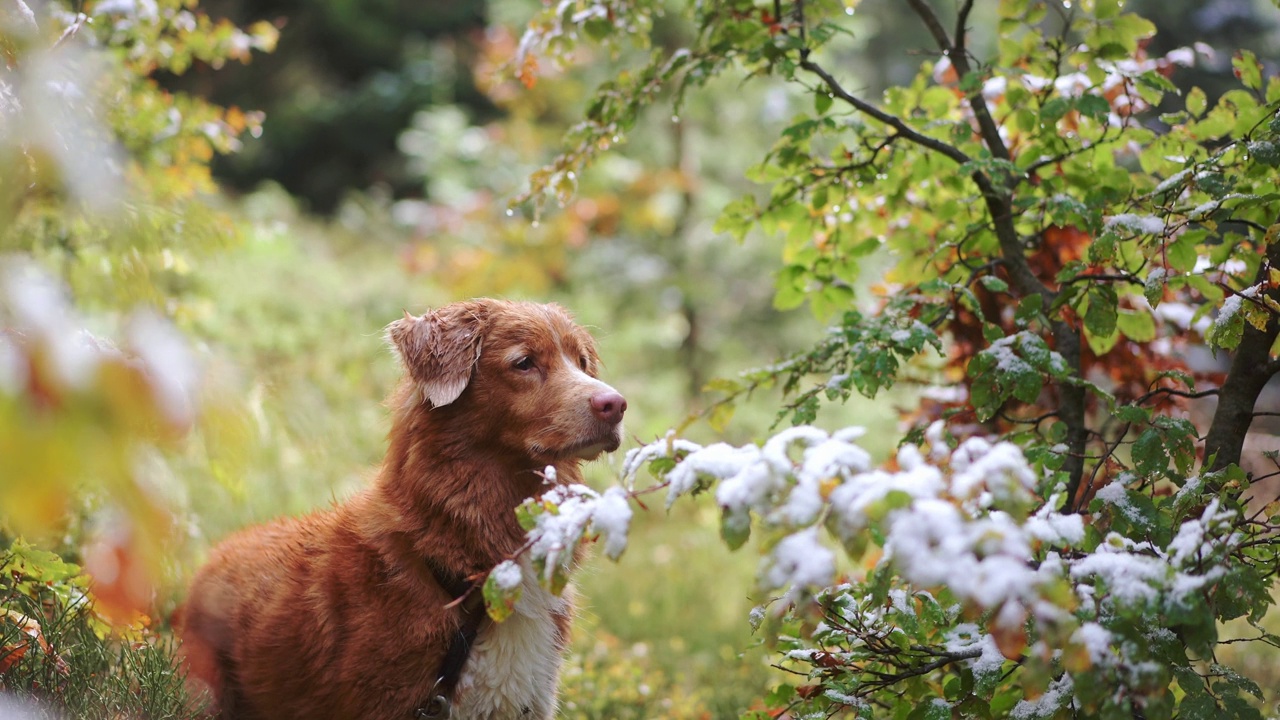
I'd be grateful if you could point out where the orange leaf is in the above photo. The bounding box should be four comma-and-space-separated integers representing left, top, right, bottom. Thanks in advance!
0, 610, 49, 674
989, 607, 1028, 660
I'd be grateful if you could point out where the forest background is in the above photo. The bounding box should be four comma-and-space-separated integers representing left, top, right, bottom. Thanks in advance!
2, 0, 1280, 717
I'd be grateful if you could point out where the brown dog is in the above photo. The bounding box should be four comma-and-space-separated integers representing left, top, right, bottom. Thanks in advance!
176, 300, 626, 719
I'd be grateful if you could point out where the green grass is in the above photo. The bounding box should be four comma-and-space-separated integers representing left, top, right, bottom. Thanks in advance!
1, 588, 199, 719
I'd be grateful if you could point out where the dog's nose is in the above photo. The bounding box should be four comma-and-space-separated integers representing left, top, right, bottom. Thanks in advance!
589, 391, 627, 424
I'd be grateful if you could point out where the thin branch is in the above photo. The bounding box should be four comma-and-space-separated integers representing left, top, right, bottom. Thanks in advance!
868, 648, 984, 686
999, 409, 1059, 425
51, 11, 89, 50
904, 0, 952, 51
1060, 273, 1143, 286
798, 58, 972, 166
1135, 386, 1220, 404
954, 0, 975, 62
1220, 218, 1270, 234
905, 0, 1011, 164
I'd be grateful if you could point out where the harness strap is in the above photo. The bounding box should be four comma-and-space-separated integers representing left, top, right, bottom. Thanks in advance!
414, 558, 489, 719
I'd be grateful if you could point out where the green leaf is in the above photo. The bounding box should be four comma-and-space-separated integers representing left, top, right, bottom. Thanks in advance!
1133, 428, 1168, 476
714, 195, 759, 242
708, 401, 736, 432
815, 90, 833, 115
1095, 0, 1122, 18
1186, 87, 1207, 117
1084, 286, 1119, 337
1114, 405, 1151, 423
980, 276, 1009, 293
1016, 293, 1044, 322
1178, 694, 1218, 718
721, 507, 752, 550
515, 501, 540, 531
582, 17, 614, 41
1173, 665, 1207, 699
1210, 662, 1264, 700
907, 698, 952, 720
1012, 366, 1043, 403
1041, 97, 1071, 123
1144, 270, 1167, 307
1166, 234, 1198, 273
1117, 309, 1156, 341
1232, 51, 1263, 92
1077, 94, 1110, 121
483, 566, 523, 623
1247, 140, 1280, 167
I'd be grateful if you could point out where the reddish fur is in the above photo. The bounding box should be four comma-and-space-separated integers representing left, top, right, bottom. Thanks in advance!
176, 300, 623, 719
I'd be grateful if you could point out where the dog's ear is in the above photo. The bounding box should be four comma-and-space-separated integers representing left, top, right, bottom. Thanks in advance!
387, 305, 484, 407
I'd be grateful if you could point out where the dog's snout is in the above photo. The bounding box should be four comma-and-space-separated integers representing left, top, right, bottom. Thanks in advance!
589, 391, 627, 425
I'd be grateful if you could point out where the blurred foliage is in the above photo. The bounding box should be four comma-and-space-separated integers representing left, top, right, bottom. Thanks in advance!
2, 0, 269, 713
1, 0, 275, 313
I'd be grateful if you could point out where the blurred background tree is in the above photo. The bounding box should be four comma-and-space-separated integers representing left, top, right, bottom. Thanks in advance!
166, 0, 491, 211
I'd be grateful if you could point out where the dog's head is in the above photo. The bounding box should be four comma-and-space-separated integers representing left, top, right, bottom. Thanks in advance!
387, 299, 626, 463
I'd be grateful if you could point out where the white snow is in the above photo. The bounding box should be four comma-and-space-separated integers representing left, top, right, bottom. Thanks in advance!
1024, 495, 1085, 545
1105, 214, 1165, 235
490, 560, 523, 591
589, 487, 633, 560
623, 417, 1243, 680
1072, 622, 1113, 666
1010, 673, 1073, 719
1166, 47, 1195, 66
1154, 167, 1192, 195
523, 481, 636, 578
946, 624, 1006, 680
761, 528, 836, 600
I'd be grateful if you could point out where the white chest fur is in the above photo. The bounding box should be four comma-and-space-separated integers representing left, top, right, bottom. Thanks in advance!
453, 566, 571, 719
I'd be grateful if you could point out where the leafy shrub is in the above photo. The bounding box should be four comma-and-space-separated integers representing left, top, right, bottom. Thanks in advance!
484, 0, 1280, 717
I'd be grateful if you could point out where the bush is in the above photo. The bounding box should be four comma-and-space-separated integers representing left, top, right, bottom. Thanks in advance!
484, 0, 1280, 717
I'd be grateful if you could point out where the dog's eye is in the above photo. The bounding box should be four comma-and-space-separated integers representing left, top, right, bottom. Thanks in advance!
579, 356, 589, 371
513, 356, 536, 372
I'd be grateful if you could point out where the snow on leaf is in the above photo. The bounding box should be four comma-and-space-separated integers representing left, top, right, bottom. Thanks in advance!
1010, 673, 1074, 720
1104, 213, 1165, 235
490, 560, 522, 591
760, 527, 835, 601
1069, 533, 1169, 606
521, 480, 636, 588
946, 624, 1006, 688
1072, 622, 1114, 666
589, 487, 633, 560
483, 560, 524, 623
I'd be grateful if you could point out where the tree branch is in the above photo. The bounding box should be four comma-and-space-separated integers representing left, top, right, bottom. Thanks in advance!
954, 0, 975, 60
797, 5, 1083, 504
1205, 237, 1280, 471
905, 0, 1011, 164
867, 648, 984, 688
798, 58, 971, 166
